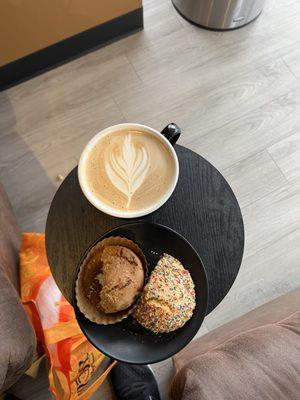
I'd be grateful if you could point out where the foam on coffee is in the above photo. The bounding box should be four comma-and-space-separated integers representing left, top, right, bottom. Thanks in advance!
83, 129, 175, 212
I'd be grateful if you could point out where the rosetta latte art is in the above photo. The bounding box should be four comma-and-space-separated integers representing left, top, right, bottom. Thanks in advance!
105, 133, 150, 209
85, 128, 174, 212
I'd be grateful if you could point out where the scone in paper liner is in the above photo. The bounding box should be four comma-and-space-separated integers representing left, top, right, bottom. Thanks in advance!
75, 236, 148, 325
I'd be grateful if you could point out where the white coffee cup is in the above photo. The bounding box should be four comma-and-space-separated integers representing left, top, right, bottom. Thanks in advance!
78, 123, 181, 218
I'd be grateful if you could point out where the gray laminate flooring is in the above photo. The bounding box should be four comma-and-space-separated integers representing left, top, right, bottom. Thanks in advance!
1, 0, 300, 399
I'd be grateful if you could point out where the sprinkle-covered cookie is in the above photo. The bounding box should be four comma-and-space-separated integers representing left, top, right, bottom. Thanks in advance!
133, 253, 196, 333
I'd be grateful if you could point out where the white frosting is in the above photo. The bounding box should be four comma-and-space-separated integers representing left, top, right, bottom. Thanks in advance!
104, 134, 150, 209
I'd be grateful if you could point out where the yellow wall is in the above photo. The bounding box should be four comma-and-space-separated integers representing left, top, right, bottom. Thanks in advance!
0, 0, 142, 66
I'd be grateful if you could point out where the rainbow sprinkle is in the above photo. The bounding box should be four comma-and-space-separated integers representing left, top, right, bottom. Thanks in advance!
133, 253, 196, 333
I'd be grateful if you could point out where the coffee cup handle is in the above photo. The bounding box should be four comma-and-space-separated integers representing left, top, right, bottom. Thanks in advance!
160, 123, 181, 146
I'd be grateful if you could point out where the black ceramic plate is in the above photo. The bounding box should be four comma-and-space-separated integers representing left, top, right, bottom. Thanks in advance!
74, 222, 208, 364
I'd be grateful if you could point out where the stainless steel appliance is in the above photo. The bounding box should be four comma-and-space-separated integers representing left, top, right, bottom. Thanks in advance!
172, 0, 266, 30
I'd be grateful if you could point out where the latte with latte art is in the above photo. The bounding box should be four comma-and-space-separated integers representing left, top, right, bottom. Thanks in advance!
83, 129, 176, 213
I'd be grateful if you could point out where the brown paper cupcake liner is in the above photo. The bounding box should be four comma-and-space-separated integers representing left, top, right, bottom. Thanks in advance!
75, 236, 148, 325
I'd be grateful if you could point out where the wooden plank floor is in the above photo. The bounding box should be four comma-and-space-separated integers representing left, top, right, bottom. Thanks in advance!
1, 0, 300, 398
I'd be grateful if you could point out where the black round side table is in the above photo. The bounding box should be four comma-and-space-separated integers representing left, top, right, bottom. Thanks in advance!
46, 145, 244, 314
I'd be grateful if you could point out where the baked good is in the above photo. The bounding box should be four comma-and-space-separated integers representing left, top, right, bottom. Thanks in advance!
75, 236, 147, 324
133, 253, 195, 333
98, 245, 144, 313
